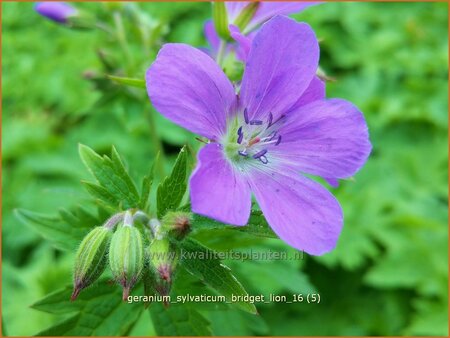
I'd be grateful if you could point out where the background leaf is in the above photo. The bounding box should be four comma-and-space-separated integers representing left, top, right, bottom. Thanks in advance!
149, 303, 212, 336
32, 280, 143, 336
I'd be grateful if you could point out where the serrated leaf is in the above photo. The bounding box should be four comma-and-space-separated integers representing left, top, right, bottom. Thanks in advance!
139, 153, 158, 211
32, 280, 143, 336
157, 146, 188, 218
179, 239, 257, 314
107, 75, 146, 89
81, 181, 118, 210
15, 208, 97, 251
79, 144, 140, 210
149, 302, 212, 336
191, 210, 277, 239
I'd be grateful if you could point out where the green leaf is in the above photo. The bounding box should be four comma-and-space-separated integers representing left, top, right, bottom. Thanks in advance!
149, 303, 212, 336
192, 210, 277, 239
79, 144, 140, 210
15, 207, 99, 251
32, 280, 143, 336
81, 181, 117, 211
139, 152, 158, 211
405, 298, 448, 336
157, 146, 188, 218
179, 239, 257, 314
107, 75, 146, 89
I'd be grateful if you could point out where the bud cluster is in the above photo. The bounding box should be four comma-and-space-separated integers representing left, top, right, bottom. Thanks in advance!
71, 210, 191, 302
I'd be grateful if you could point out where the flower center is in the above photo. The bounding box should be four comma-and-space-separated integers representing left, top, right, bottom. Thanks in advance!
223, 108, 284, 166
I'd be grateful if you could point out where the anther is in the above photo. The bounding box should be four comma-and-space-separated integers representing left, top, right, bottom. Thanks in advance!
252, 149, 268, 159
238, 150, 248, 157
275, 135, 282, 146
243, 108, 249, 124
267, 112, 273, 128
237, 127, 243, 144
259, 155, 269, 164
249, 120, 263, 125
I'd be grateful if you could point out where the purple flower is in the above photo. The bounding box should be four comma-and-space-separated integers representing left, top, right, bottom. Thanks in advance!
146, 16, 372, 255
204, 1, 318, 61
35, 2, 77, 24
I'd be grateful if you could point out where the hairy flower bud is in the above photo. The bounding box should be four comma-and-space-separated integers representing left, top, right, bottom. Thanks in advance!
72, 226, 112, 300
146, 238, 179, 299
161, 211, 191, 240
109, 224, 144, 300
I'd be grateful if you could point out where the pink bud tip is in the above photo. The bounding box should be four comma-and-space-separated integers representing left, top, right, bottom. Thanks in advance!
122, 286, 131, 301
71, 287, 81, 301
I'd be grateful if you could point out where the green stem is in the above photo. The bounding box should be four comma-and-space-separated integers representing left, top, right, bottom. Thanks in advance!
113, 11, 133, 72
145, 109, 166, 178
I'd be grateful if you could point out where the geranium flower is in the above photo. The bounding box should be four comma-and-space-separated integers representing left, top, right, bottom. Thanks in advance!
35, 2, 77, 24
146, 16, 371, 255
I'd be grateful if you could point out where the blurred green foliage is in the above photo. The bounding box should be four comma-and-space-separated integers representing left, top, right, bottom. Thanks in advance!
2, 2, 448, 336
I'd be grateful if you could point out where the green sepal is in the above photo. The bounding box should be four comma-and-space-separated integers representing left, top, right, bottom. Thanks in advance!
161, 211, 192, 240
213, 2, 230, 40
109, 225, 144, 300
72, 226, 112, 300
107, 75, 146, 89
233, 2, 259, 32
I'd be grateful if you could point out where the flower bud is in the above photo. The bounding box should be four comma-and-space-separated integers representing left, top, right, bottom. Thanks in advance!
146, 238, 179, 299
35, 2, 78, 24
161, 211, 191, 240
109, 224, 144, 300
35, 2, 95, 30
72, 226, 112, 300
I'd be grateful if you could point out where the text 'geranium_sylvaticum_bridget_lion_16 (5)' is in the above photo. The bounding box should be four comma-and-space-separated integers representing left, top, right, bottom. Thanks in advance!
146, 15, 372, 255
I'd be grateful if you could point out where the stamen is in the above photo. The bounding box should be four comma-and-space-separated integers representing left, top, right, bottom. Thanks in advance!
265, 131, 277, 142
238, 150, 248, 157
249, 120, 263, 125
259, 155, 269, 164
237, 126, 243, 144
243, 108, 249, 124
275, 135, 282, 146
252, 149, 268, 159
267, 112, 273, 128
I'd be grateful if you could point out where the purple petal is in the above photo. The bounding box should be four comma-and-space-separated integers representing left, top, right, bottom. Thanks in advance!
273, 98, 372, 179
249, 167, 343, 255
288, 76, 325, 112
225, 2, 250, 22
35, 2, 77, 23
229, 24, 252, 62
240, 16, 319, 122
246, 2, 320, 32
325, 177, 339, 188
146, 44, 236, 140
190, 144, 251, 226
204, 20, 220, 51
